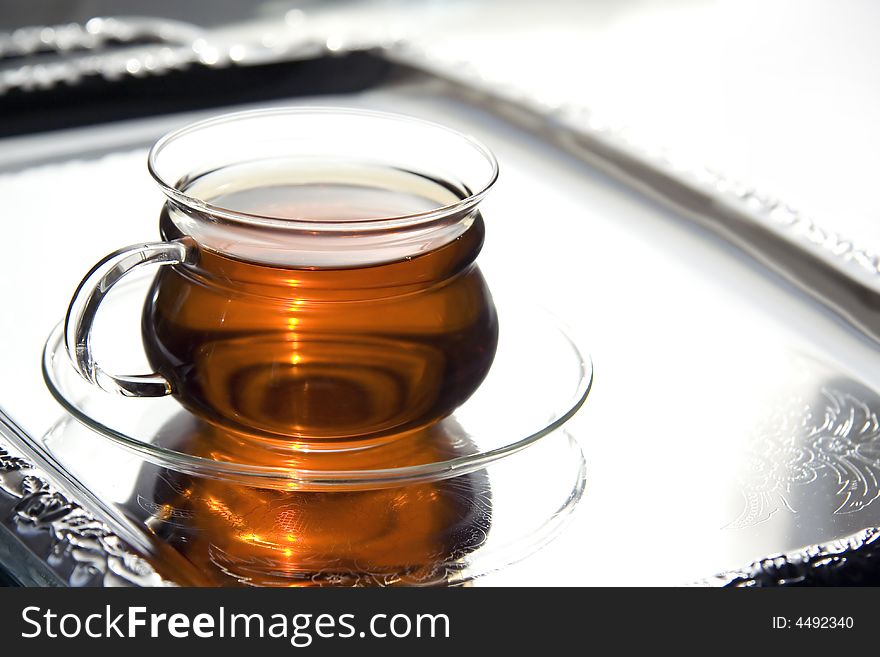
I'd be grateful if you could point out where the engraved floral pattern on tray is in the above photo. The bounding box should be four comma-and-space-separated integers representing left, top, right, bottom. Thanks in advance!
728, 382, 880, 529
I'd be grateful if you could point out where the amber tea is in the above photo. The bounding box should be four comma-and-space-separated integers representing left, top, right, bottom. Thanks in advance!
142, 162, 498, 446
65, 108, 500, 450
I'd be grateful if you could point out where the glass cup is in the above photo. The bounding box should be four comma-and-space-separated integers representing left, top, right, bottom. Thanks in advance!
64, 108, 500, 450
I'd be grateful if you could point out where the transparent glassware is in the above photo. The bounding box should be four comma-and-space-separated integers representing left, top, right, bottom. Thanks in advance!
44, 278, 592, 585
45, 289, 592, 489
63, 108, 501, 448
37, 106, 598, 587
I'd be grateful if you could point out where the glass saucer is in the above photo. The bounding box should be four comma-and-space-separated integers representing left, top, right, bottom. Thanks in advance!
42, 278, 592, 491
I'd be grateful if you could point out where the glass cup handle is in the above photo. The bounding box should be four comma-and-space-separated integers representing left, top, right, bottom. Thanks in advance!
64, 240, 191, 397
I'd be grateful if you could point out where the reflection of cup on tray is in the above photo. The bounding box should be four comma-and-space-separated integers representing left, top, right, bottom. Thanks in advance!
64, 108, 500, 449
136, 413, 491, 586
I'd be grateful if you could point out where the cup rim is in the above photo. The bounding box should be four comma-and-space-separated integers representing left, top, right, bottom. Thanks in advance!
147, 106, 499, 232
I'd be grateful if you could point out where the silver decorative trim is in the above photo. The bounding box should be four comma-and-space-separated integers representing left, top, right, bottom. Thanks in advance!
0, 16, 329, 94
703, 527, 880, 587
0, 16, 203, 59
0, 409, 173, 586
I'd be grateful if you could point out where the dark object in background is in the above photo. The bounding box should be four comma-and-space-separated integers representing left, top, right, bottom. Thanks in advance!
0, 51, 392, 137
715, 527, 880, 587
0, 565, 19, 586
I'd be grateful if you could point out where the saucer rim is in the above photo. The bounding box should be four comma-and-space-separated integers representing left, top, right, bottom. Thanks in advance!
42, 309, 592, 490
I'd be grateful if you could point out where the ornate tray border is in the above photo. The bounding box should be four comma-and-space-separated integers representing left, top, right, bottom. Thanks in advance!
0, 408, 173, 586
703, 528, 880, 587
3, 16, 880, 586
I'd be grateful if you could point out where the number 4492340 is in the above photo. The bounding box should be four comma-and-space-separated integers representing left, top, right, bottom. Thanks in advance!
787, 617, 854, 629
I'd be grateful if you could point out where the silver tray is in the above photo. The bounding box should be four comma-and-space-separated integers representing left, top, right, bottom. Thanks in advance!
3, 37, 880, 585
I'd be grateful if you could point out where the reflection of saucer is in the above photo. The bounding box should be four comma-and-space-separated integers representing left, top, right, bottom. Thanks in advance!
43, 414, 586, 586
42, 281, 592, 490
